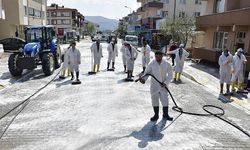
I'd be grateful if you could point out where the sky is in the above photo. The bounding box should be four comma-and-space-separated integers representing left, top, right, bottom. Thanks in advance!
47, 0, 141, 20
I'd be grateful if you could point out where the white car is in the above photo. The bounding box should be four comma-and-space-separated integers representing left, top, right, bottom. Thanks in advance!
125, 35, 138, 47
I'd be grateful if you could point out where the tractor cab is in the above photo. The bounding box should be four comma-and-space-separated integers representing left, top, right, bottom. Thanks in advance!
8, 25, 61, 77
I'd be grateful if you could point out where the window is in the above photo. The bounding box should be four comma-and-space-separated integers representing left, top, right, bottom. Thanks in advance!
215, 0, 225, 13
47, 12, 49, 17
194, 12, 201, 17
24, 6, 27, 16
52, 19, 57, 25
28, 8, 34, 16
179, 11, 185, 18
237, 32, 246, 38
162, 11, 168, 17
51, 12, 57, 17
195, 0, 202, 4
62, 19, 71, 25
47, 20, 50, 25
179, 0, 186, 4
214, 32, 228, 49
34, 10, 41, 17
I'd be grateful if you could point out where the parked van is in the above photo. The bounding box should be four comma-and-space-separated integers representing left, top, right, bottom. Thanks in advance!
125, 35, 138, 47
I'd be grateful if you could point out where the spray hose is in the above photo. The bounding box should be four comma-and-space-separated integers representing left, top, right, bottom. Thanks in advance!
135, 74, 250, 137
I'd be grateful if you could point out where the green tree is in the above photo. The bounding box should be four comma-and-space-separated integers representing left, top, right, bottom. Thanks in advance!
86, 22, 96, 35
160, 16, 195, 46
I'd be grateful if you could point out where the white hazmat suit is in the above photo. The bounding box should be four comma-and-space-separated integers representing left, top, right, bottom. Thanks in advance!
68, 47, 81, 72
125, 45, 138, 71
107, 43, 118, 62
218, 52, 233, 84
143, 59, 173, 106
169, 47, 189, 73
91, 42, 103, 65
141, 44, 151, 67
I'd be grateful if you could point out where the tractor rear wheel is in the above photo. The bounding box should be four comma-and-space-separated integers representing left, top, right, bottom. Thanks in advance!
8, 53, 23, 76
42, 53, 55, 76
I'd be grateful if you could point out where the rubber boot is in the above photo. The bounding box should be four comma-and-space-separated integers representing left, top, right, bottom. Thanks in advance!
71, 72, 74, 80
174, 72, 178, 81
97, 64, 100, 72
127, 71, 130, 79
231, 81, 235, 91
93, 64, 96, 72
177, 73, 181, 81
112, 62, 115, 69
124, 65, 126, 73
107, 62, 110, 70
163, 107, 173, 121
142, 67, 146, 73
76, 71, 79, 81
68, 68, 71, 77
150, 107, 159, 122
238, 82, 243, 91
61, 69, 65, 76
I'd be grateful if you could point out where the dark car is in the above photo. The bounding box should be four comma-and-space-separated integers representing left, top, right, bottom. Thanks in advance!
0, 37, 26, 52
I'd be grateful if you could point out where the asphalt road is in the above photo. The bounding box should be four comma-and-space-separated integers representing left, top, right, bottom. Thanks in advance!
0, 39, 250, 150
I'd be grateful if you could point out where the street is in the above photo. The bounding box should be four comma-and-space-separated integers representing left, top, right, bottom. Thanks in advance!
0, 38, 250, 150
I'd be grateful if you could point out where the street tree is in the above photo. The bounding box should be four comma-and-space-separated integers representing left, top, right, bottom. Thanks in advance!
86, 22, 96, 35
160, 16, 195, 46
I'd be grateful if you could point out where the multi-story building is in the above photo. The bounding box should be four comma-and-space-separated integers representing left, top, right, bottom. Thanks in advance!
196, 0, 250, 68
0, 0, 5, 19
136, 0, 207, 30
47, 4, 84, 38
0, 0, 47, 39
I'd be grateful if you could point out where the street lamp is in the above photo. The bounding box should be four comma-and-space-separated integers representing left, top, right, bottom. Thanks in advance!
124, 6, 132, 14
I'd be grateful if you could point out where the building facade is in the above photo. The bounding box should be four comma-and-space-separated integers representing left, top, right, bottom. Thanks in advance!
0, 0, 47, 39
196, 0, 250, 54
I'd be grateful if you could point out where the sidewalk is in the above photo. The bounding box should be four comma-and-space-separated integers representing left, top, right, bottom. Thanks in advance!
182, 60, 250, 111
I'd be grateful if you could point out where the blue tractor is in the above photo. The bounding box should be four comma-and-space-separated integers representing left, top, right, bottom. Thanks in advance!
8, 25, 61, 76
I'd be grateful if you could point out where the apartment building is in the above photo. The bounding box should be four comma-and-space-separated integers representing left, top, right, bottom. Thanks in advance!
0, 0, 47, 39
196, 0, 250, 68
0, 0, 5, 19
136, 0, 207, 30
47, 4, 84, 38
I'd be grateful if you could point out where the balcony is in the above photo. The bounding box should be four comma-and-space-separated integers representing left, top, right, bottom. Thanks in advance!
196, 7, 250, 29
143, 1, 163, 9
136, 7, 144, 14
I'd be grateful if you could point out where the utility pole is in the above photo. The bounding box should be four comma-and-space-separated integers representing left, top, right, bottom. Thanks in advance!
173, 0, 176, 24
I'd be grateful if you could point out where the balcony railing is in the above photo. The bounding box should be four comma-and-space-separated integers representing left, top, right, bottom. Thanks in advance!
196, 7, 250, 28
143, 1, 163, 9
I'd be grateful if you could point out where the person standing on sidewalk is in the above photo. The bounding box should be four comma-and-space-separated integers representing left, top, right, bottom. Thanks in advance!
168, 44, 189, 82
90, 39, 103, 72
139, 49, 173, 122
68, 41, 81, 81
231, 48, 247, 91
218, 49, 233, 94
107, 39, 118, 70
141, 41, 151, 73
125, 42, 138, 79
120, 40, 127, 73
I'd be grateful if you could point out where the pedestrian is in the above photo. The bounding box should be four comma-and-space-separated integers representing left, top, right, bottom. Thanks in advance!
218, 49, 233, 94
59, 43, 71, 79
107, 39, 118, 70
120, 40, 127, 73
168, 41, 178, 66
141, 41, 151, 73
231, 48, 247, 91
68, 41, 81, 81
124, 42, 138, 79
90, 38, 103, 72
168, 44, 189, 82
139, 49, 173, 122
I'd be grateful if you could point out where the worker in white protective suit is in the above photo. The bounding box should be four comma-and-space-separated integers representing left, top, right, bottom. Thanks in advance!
218, 49, 233, 94
246, 72, 250, 91
139, 49, 173, 122
124, 42, 138, 79
90, 39, 103, 72
107, 39, 118, 70
167, 44, 189, 82
68, 41, 81, 81
141, 41, 151, 73
120, 40, 127, 73
59, 44, 71, 79
231, 48, 247, 91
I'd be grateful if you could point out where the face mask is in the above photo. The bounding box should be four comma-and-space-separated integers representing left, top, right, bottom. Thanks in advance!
224, 53, 229, 57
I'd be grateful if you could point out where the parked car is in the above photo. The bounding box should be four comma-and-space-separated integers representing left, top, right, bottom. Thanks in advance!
125, 35, 138, 47
0, 37, 26, 52
100, 35, 108, 41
